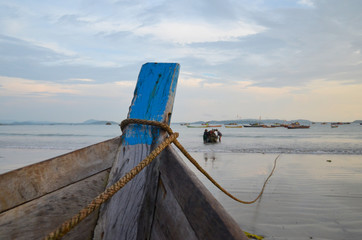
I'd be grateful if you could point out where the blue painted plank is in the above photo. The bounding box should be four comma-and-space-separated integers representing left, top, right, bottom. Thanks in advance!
123, 63, 180, 145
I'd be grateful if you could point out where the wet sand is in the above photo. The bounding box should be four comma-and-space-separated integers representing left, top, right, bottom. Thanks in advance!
180, 152, 362, 240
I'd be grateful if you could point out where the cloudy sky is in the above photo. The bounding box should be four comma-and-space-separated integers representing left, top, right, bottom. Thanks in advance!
1, 0, 362, 123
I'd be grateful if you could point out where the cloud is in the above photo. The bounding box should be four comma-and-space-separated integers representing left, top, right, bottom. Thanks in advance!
179, 78, 204, 87
115, 81, 135, 87
135, 20, 265, 44
1, 0, 362, 122
67, 78, 95, 82
0, 34, 139, 83
0, 76, 135, 98
0, 76, 76, 97
298, 0, 315, 7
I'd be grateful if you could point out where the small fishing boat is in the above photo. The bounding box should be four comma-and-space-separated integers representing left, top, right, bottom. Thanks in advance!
187, 125, 208, 128
287, 122, 310, 129
243, 123, 264, 128
203, 129, 221, 143
225, 125, 243, 128
0, 63, 246, 240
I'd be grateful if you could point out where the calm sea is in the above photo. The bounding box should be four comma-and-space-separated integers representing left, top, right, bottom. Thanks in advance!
1, 122, 362, 173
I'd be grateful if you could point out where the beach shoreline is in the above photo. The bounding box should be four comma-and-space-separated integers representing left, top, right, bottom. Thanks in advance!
180, 152, 362, 240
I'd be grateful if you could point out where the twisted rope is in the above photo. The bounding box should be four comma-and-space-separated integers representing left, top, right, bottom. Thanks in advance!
45, 127, 178, 240
45, 118, 278, 239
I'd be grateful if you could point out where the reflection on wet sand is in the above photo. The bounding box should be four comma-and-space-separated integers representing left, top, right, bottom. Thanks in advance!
182, 152, 362, 240
203, 152, 216, 168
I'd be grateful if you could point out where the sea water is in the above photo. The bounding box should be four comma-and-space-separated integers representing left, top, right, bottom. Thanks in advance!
1, 123, 362, 239
0, 124, 121, 173
176, 123, 362, 155
1, 123, 362, 173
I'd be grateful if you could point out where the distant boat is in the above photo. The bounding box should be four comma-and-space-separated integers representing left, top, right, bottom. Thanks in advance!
243, 123, 264, 128
225, 125, 243, 128
225, 123, 237, 125
287, 122, 310, 129
331, 124, 338, 128
270, 123, 283, 127
187, 125, 208, 128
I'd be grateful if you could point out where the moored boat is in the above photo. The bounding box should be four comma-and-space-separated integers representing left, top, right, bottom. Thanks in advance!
225, 125, 243, 128
0, 63, 246, 240
243, 123, 264, 127
187, 125, 208, 128
287, 122, 310, 129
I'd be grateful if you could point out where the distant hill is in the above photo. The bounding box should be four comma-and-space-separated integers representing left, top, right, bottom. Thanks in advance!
0, 119, 119, 125
2, 118, 360, 126
178, 119, 361, 125
82, 119, 119, 125
187, 119, 313, 125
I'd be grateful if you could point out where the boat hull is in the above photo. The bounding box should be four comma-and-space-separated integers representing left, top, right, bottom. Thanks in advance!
287, 126, 310, 129
0, 137, 120, 239
187, 125, 222, 128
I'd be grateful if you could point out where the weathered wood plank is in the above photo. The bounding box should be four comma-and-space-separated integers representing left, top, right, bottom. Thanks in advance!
150, 175, 198, 240
0, 170, 110, 240
94, 63, 180, 240
0, 137, 120, 213
157, 147, 248, 240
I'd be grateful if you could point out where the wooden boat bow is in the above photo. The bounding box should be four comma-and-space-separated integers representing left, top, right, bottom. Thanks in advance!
0, 63, 247, 240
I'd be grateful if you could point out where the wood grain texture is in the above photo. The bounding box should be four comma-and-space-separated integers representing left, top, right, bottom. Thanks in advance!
0, 137, 120, 213
150, 175, 198, 240
94, 63, 180, 240
93, 144, 161, 240
0, 170, 110, 240
156, 147, 248, 240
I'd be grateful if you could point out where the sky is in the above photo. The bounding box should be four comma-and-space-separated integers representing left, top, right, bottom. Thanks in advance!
1, 0, 362, 123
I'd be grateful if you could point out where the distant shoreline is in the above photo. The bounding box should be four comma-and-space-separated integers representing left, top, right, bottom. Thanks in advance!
0, 120, 119, 126
1, 119, 361, 126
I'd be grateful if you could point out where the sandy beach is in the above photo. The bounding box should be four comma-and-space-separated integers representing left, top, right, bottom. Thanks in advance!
180, 152, 362, 240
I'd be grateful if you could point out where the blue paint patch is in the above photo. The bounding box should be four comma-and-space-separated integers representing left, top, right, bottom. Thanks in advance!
122, 125, 159, 145
123, 63, 180, 145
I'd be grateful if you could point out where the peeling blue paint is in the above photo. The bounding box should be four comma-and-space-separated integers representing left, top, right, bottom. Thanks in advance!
123, 63, 180, 145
